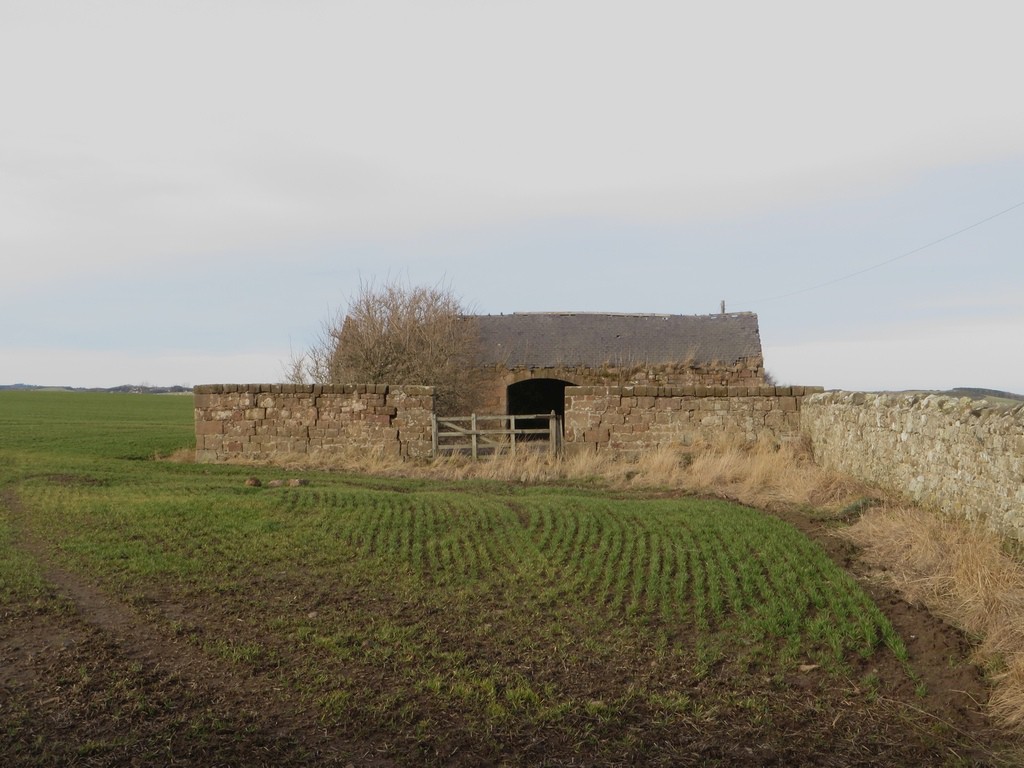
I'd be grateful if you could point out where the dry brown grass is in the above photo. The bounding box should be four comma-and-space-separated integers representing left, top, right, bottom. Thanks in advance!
840, 506, 1024, 729
279, 447, 410, 476
290, 437, 872, 514
620, 436, 872, 512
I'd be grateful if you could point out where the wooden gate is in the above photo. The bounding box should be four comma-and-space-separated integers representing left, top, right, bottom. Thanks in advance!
431, 412, 562, 458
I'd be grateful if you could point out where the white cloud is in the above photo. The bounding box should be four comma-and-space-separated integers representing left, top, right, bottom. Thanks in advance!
3, 1, 1023, 291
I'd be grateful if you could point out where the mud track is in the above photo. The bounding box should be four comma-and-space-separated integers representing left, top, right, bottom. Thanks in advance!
1, 488, 391, 766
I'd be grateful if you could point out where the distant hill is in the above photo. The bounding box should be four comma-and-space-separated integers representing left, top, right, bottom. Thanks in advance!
880, 387, 1023, 406
945, 388, 1024, 406
0, 384, 193, 394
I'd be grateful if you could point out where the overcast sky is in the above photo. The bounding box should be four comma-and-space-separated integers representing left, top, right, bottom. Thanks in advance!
2, 1, 1022, 393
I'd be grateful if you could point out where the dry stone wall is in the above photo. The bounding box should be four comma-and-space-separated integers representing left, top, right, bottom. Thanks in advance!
194, 384, 434, 462
802, 392, 1024, 541
564, 384, 822, 458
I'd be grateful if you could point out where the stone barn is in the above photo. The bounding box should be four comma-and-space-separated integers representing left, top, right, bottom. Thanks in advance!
472, 311, 765, 420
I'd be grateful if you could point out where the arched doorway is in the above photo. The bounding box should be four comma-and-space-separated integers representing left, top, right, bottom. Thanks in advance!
506, 378, 572, 434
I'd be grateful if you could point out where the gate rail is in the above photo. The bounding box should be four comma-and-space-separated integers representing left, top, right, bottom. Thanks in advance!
431, 412, 562, 458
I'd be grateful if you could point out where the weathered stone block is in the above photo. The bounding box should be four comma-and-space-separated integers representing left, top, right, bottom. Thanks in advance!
563, 442, 596, 457
195, 419, 224, 435
224, 423, 256, 438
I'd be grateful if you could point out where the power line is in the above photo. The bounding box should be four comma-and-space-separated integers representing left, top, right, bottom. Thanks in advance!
743, 198, 1024, 307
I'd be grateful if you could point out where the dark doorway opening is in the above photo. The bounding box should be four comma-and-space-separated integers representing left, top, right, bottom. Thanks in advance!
506, 378, 572, 435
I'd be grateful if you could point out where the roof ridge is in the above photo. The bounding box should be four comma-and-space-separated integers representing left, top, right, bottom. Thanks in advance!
472, 311, 758, 319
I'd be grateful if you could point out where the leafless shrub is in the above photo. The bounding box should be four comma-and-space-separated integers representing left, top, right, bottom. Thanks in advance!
289, 278, 485, 415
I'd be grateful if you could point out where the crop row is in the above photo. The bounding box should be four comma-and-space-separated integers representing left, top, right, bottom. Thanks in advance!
272, 487, 902, 667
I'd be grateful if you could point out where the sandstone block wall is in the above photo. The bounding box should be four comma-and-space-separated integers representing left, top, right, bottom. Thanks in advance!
477, 358, 765, 413
194, 384, 434, 462
564, 384, 822, 458
802, 392, 1024, 541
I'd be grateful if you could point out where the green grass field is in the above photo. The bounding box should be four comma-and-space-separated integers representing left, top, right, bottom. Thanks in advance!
0, 391, 1004, 766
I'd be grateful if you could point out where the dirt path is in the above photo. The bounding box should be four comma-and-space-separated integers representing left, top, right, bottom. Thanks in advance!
768, 502, 999, 737
0, 488, 391, 767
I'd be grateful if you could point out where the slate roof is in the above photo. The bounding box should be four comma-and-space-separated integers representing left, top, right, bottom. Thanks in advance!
473, 312, 762, 369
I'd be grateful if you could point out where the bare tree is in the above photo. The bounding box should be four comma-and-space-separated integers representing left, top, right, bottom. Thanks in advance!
290, 278, 483, 415
282, 316, 340, 385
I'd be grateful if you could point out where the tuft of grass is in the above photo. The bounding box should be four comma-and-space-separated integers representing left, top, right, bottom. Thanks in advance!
839, 506, 1024, 728
156, 447, 196, 463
